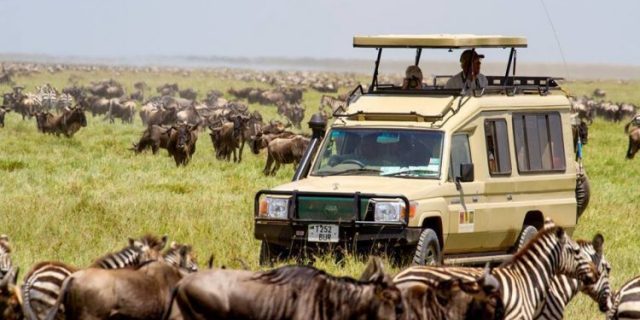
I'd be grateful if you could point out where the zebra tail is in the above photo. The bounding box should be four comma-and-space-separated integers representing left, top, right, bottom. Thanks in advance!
161, 286, 180, 320
43, 277, 73, 320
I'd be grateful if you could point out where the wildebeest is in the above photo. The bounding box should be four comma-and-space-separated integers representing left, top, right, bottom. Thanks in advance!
22, 235, 169, 320
157, 83, 179, 96
625, 115, 640, 159
44, 246, 193, 320
131, 125, 173, 154
397, 266, 504, 320
168, 123, 199, 166
147, 105, 179, 126
107, 98, 136, 124
164, 258, 404, 320
250, 130, 296, 155
0, 267, 22, 320
0, 106, 9, 127
34, 106, 87, 137
263, 135, 310, 175
179, 88, 198, 101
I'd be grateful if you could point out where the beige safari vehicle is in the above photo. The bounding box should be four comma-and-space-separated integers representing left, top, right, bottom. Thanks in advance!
254, 34, 583, 266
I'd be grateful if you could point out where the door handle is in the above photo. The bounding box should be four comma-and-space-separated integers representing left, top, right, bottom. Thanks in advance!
506, 194, 513, 201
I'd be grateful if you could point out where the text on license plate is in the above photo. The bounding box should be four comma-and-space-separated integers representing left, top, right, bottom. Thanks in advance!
307, 224, 339, 243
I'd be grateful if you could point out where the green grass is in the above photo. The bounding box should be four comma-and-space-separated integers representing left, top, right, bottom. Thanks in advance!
1, 70, 639, 319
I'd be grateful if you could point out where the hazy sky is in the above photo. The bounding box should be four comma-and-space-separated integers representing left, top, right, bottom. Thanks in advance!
0, 0, 638, 66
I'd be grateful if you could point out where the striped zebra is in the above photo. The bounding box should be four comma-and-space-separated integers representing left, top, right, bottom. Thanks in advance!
0, 235, 12, 280
21, 234, 168, 320
163, 242, 199, 273
534, 234, 611, 319
607, 276, 640, 320
393, 225, 599, 320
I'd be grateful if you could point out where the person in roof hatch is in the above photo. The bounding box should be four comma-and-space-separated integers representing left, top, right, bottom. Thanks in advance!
445, 49, 488, 90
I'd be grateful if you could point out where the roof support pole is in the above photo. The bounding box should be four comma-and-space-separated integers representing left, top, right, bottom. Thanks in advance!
415, 48, 422, 66
503, 47, 516, 86
369, 48, 382, 93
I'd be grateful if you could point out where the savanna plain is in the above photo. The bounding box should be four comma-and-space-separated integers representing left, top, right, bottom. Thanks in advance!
0, 68, 639, 319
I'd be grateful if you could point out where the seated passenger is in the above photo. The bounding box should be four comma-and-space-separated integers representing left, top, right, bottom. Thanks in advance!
445, 49, 488, 90
402, 65, 424, 90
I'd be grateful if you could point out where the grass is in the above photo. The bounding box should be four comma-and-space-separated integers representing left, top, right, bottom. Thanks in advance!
1, 70, 639, 319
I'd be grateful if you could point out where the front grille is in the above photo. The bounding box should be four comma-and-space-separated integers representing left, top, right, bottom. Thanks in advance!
296, 196, 369, 221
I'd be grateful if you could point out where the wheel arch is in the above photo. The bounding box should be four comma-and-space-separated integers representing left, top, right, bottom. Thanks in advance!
419, 216, 443, 250
523, 210, 544, 230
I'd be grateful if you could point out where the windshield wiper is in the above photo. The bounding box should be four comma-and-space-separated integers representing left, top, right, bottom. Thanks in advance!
319, 168, 382, 177
382, 169, 437, 177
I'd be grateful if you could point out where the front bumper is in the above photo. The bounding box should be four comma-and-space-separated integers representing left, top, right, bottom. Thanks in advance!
254, 218, 422, 250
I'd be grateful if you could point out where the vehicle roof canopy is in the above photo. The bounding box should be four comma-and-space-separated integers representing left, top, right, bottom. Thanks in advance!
353, 34, 528, 49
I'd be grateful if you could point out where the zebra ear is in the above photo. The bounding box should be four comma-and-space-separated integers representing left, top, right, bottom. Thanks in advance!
128, 237, 135, 246
0, 234, 9, 242
593, 234, 605, 254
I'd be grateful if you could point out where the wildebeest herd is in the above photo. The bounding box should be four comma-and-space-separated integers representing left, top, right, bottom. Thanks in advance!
0, 78, 322, 172
2, 219, 640, 319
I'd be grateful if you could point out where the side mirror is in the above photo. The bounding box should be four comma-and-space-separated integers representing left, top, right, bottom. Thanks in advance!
457, 163, 474, 183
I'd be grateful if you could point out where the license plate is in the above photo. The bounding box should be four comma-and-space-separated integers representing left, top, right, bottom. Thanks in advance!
307, 224, 339, 243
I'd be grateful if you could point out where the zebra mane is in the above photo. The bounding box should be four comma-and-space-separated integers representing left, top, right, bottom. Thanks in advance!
503, 226, 564, 267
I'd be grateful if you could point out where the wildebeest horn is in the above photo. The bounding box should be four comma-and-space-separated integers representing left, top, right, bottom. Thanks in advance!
359, 256, 386, 282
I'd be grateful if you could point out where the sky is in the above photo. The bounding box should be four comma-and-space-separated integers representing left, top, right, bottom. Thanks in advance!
0, 0, 638, 66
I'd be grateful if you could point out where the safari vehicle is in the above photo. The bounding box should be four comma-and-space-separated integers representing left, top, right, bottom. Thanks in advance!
254, 34, 585, 266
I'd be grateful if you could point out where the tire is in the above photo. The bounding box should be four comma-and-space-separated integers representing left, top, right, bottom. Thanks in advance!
576, 172, 591, 219
413, 229, 442, 266
259, 241, 289, 267
515, 225, 538, 251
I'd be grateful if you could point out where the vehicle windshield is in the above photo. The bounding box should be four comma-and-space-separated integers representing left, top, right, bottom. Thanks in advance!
311, 128, 443, 179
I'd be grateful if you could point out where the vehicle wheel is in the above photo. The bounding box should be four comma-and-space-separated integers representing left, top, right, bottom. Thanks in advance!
413, 229, 441, 266
576, 172, 590, 219
515, 225, 538, 251
259, 241, 289, 266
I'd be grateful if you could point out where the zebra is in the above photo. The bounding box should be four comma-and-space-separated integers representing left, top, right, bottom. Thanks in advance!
607, 276, 640, 320
393, 225, 599, 320
21, 234, 168, 320
534, 234, 612, 319
163, 242, 199, 273
0, 235, 12, 280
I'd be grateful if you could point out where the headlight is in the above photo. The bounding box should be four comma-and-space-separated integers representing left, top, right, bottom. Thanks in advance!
262, 197, 289, 219
374, 200, 404, 222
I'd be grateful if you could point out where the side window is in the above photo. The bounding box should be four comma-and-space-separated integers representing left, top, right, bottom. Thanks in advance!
513, 113, 566, 173
449, 133, 472, 180
484, 119, 511, 175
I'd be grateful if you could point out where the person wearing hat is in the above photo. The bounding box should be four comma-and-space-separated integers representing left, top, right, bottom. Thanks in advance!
402, 65, 424, 90
445, 49, 488, 90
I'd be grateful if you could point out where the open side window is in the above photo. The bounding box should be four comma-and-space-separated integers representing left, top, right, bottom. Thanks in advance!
484, 119, 512, 176
513, 112, 566, 173
449, 133, 472, 181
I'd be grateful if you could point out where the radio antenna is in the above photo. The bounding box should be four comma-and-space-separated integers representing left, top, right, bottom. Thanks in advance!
539, 0, 569, 79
